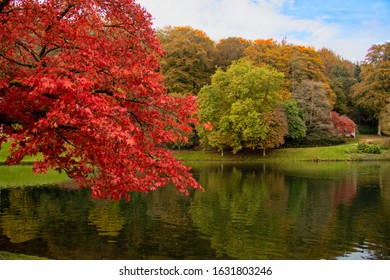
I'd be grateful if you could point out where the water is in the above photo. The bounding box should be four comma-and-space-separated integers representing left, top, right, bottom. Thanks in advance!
0, 162, 389, 260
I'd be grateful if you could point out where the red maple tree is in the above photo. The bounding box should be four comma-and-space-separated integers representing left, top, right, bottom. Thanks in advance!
0, 0, 202, 200
330, 111, 356, 138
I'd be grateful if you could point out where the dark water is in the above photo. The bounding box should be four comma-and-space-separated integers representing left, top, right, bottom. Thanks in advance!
0, 162, 389, 260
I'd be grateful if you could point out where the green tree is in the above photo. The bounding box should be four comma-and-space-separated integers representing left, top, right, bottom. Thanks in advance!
329, 64, 356, 114
198, 60, 287, 155
283, 100, 307, 143
156, 26, 216, 95
352, 42, 390, 135
318, 48, 357, 115
244, 39, 292, 97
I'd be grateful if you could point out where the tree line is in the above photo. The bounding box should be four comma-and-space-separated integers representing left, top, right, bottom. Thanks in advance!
156, 26, 390, 153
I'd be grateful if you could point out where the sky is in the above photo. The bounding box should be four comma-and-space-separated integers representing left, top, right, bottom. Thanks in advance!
136, 0, 390, 62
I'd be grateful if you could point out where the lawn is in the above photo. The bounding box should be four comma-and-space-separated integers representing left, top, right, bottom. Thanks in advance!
0, 141, 40, 163
173, 136, 390, 162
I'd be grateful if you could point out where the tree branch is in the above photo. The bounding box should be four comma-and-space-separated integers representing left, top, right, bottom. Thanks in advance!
0, 53, 35, 68
16, 40, 40, 62
46, 4, 75, 32
9, 80, 34, 89
57, 3, 75, 20
92, 88, 147, 105
38, 44, 47, 59
92, 88, 115, 96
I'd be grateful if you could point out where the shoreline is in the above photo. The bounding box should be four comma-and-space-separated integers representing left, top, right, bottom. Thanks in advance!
1, 136, 390, 165
172, 143, 390, 163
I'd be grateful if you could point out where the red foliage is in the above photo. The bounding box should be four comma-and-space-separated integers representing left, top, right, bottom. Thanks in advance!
330, 111, 356, 138
0, 0, 202, 200
202, 122, 213, 131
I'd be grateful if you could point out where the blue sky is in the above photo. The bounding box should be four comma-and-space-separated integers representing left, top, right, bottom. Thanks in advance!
136, 0, 389, 62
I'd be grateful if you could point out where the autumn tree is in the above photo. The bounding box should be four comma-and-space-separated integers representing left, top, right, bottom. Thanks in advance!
156, 26, 216, 95
330, 111, 356, 138
245, 40, 336, 105
352, 42, 390, 135
0, 0, 202, 200
197, 60, 287, 155
292, 80, 341, 144
214, 37, 250, 70
245, 39, 291, 75
290, 46, 329, 84
244, 39, 292, 97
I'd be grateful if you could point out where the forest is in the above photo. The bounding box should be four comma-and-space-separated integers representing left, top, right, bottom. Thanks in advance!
156, 26, 390, 153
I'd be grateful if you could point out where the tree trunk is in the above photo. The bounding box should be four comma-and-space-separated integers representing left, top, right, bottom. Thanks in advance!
263, 148, 266, 157
378, 117, 382, 136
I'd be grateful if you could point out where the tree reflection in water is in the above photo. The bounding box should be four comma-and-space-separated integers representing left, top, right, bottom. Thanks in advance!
0, 162, 389, 259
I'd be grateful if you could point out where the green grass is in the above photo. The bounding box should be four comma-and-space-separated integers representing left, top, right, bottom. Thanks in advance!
173, 136, 390, 162
0, 142, 70, 188
0, 165, 70, 188
0, 141, 41, 163
2, 136, 389, 166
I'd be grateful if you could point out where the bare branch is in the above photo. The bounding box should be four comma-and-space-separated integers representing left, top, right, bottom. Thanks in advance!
57, 3, 75, 20
9, 80, 34, 89
46, 4, 75, 32
16, 40, 40, 62
92, 88, 115, 96
38, 44, 47, 59
0, 53, 35, 68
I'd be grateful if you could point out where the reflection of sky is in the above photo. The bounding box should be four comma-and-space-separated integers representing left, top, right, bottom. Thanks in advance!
336, 240, 384, 260
337, 248, 373, 260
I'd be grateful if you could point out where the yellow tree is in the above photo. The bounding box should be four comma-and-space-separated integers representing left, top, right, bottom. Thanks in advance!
156, 26, 216, 95
353, 42, 390, 135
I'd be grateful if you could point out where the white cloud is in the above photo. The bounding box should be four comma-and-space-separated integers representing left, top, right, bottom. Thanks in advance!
136, 0, 388, 61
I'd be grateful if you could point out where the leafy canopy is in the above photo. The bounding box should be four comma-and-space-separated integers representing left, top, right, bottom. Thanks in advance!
156, 26, 216, 95
352, 42, 390, 135
198, 59, 287, 153
0, 0, 202, 200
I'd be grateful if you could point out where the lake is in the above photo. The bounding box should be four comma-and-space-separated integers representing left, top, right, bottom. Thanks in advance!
0, 162, 389, 260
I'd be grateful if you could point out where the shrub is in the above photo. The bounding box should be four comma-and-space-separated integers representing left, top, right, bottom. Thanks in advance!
304, 129, 345, 146
357, 142, 381, 154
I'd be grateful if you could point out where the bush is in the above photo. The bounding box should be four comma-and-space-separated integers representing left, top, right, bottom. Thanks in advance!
357, 142, 381, 154
304, 129, 345, 146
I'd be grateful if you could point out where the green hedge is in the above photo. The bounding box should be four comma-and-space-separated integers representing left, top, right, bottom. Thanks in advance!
357, 142, 381, 154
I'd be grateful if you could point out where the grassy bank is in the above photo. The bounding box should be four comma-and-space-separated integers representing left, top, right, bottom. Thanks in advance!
1, 136, 389, 164
0, 165, 70, 188
173, 136, 390, 162
0, 142, 40, 163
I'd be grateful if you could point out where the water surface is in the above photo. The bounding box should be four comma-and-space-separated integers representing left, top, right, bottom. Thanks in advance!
0, 162, 389, 259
